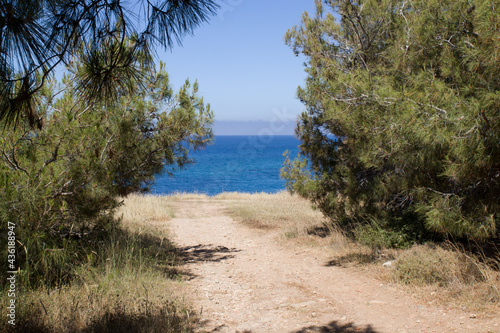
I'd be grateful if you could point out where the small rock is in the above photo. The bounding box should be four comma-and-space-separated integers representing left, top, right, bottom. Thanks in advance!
469, 314, 477, 319
383, 260, 395, 267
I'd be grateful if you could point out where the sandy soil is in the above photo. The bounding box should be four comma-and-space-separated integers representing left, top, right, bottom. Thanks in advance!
167, 199, 500, 333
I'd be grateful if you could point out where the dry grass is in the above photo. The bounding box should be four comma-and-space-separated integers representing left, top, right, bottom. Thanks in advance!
392, 244, 500, 311
219, 191, 326, 233
116, 193, 175, 228
14, 190, 496, 331
213, 192, 265, 200
161, 192, 209, 201
3, 272, 195, 333
220, 191, 374, 263
0, 194, 196, 333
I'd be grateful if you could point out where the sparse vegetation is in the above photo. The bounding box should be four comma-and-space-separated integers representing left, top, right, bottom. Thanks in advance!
164, 193, 210, 201
393, 244, 500, 310
0, 193, 195, 333
117, 194, 176, 227
220, 191, 326, 234
5, 191, 496, 331
2, 271, 195, 333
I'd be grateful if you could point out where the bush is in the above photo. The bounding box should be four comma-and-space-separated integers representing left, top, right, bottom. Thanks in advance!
355, 213, 440, 249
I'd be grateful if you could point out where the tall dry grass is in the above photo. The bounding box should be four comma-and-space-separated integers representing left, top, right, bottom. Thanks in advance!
0, 193, 195, 333
3, 271, 195, 333
116, 193, 176, 228
393, 243, 500, 311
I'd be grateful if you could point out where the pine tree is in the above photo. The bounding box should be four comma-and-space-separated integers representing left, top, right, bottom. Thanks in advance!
283, 0, 499, 241
0, 40, 213, 285
0, 0, 218, 128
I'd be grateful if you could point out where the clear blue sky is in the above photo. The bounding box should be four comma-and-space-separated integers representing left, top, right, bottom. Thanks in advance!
158, 0, 317, 123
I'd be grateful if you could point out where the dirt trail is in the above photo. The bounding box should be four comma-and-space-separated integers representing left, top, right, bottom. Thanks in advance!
167, 199, 499, 333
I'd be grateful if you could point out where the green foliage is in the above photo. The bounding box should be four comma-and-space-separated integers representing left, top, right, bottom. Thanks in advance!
282, 0, 500, 242
0, 48, 213, 287
354, 221, 410, 250
0, 0, 218, 127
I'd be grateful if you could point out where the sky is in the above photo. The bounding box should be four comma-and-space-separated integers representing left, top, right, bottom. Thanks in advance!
157, 0, 318, 133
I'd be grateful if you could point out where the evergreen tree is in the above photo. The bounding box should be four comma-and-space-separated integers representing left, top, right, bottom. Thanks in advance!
0, 0, 218, 128
0, 40, 213, 285
282, 0, 499, 241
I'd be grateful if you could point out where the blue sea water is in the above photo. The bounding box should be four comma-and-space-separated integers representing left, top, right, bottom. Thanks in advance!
151, 135, 301, 196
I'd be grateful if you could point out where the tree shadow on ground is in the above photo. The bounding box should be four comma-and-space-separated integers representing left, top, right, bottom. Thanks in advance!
81, 310, 192, 333
194, 321, 377, 333
108, 227, 200, 281
325, 252, 379, 267
177, 244, 241, 264
196, 323, 250, 333
307, 225, 333, 238
292, 321, 377, 333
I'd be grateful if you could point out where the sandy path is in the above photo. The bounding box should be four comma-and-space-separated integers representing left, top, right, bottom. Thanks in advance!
167, 199, 499, 333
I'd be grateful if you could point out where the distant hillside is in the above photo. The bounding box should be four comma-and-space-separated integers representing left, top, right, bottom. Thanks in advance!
214, 120, 297, 136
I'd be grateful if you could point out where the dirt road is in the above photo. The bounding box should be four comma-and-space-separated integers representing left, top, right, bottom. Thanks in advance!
168, 199, 499, 333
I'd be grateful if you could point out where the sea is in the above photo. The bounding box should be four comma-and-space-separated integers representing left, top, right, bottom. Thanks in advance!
151, 135, 302, 196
